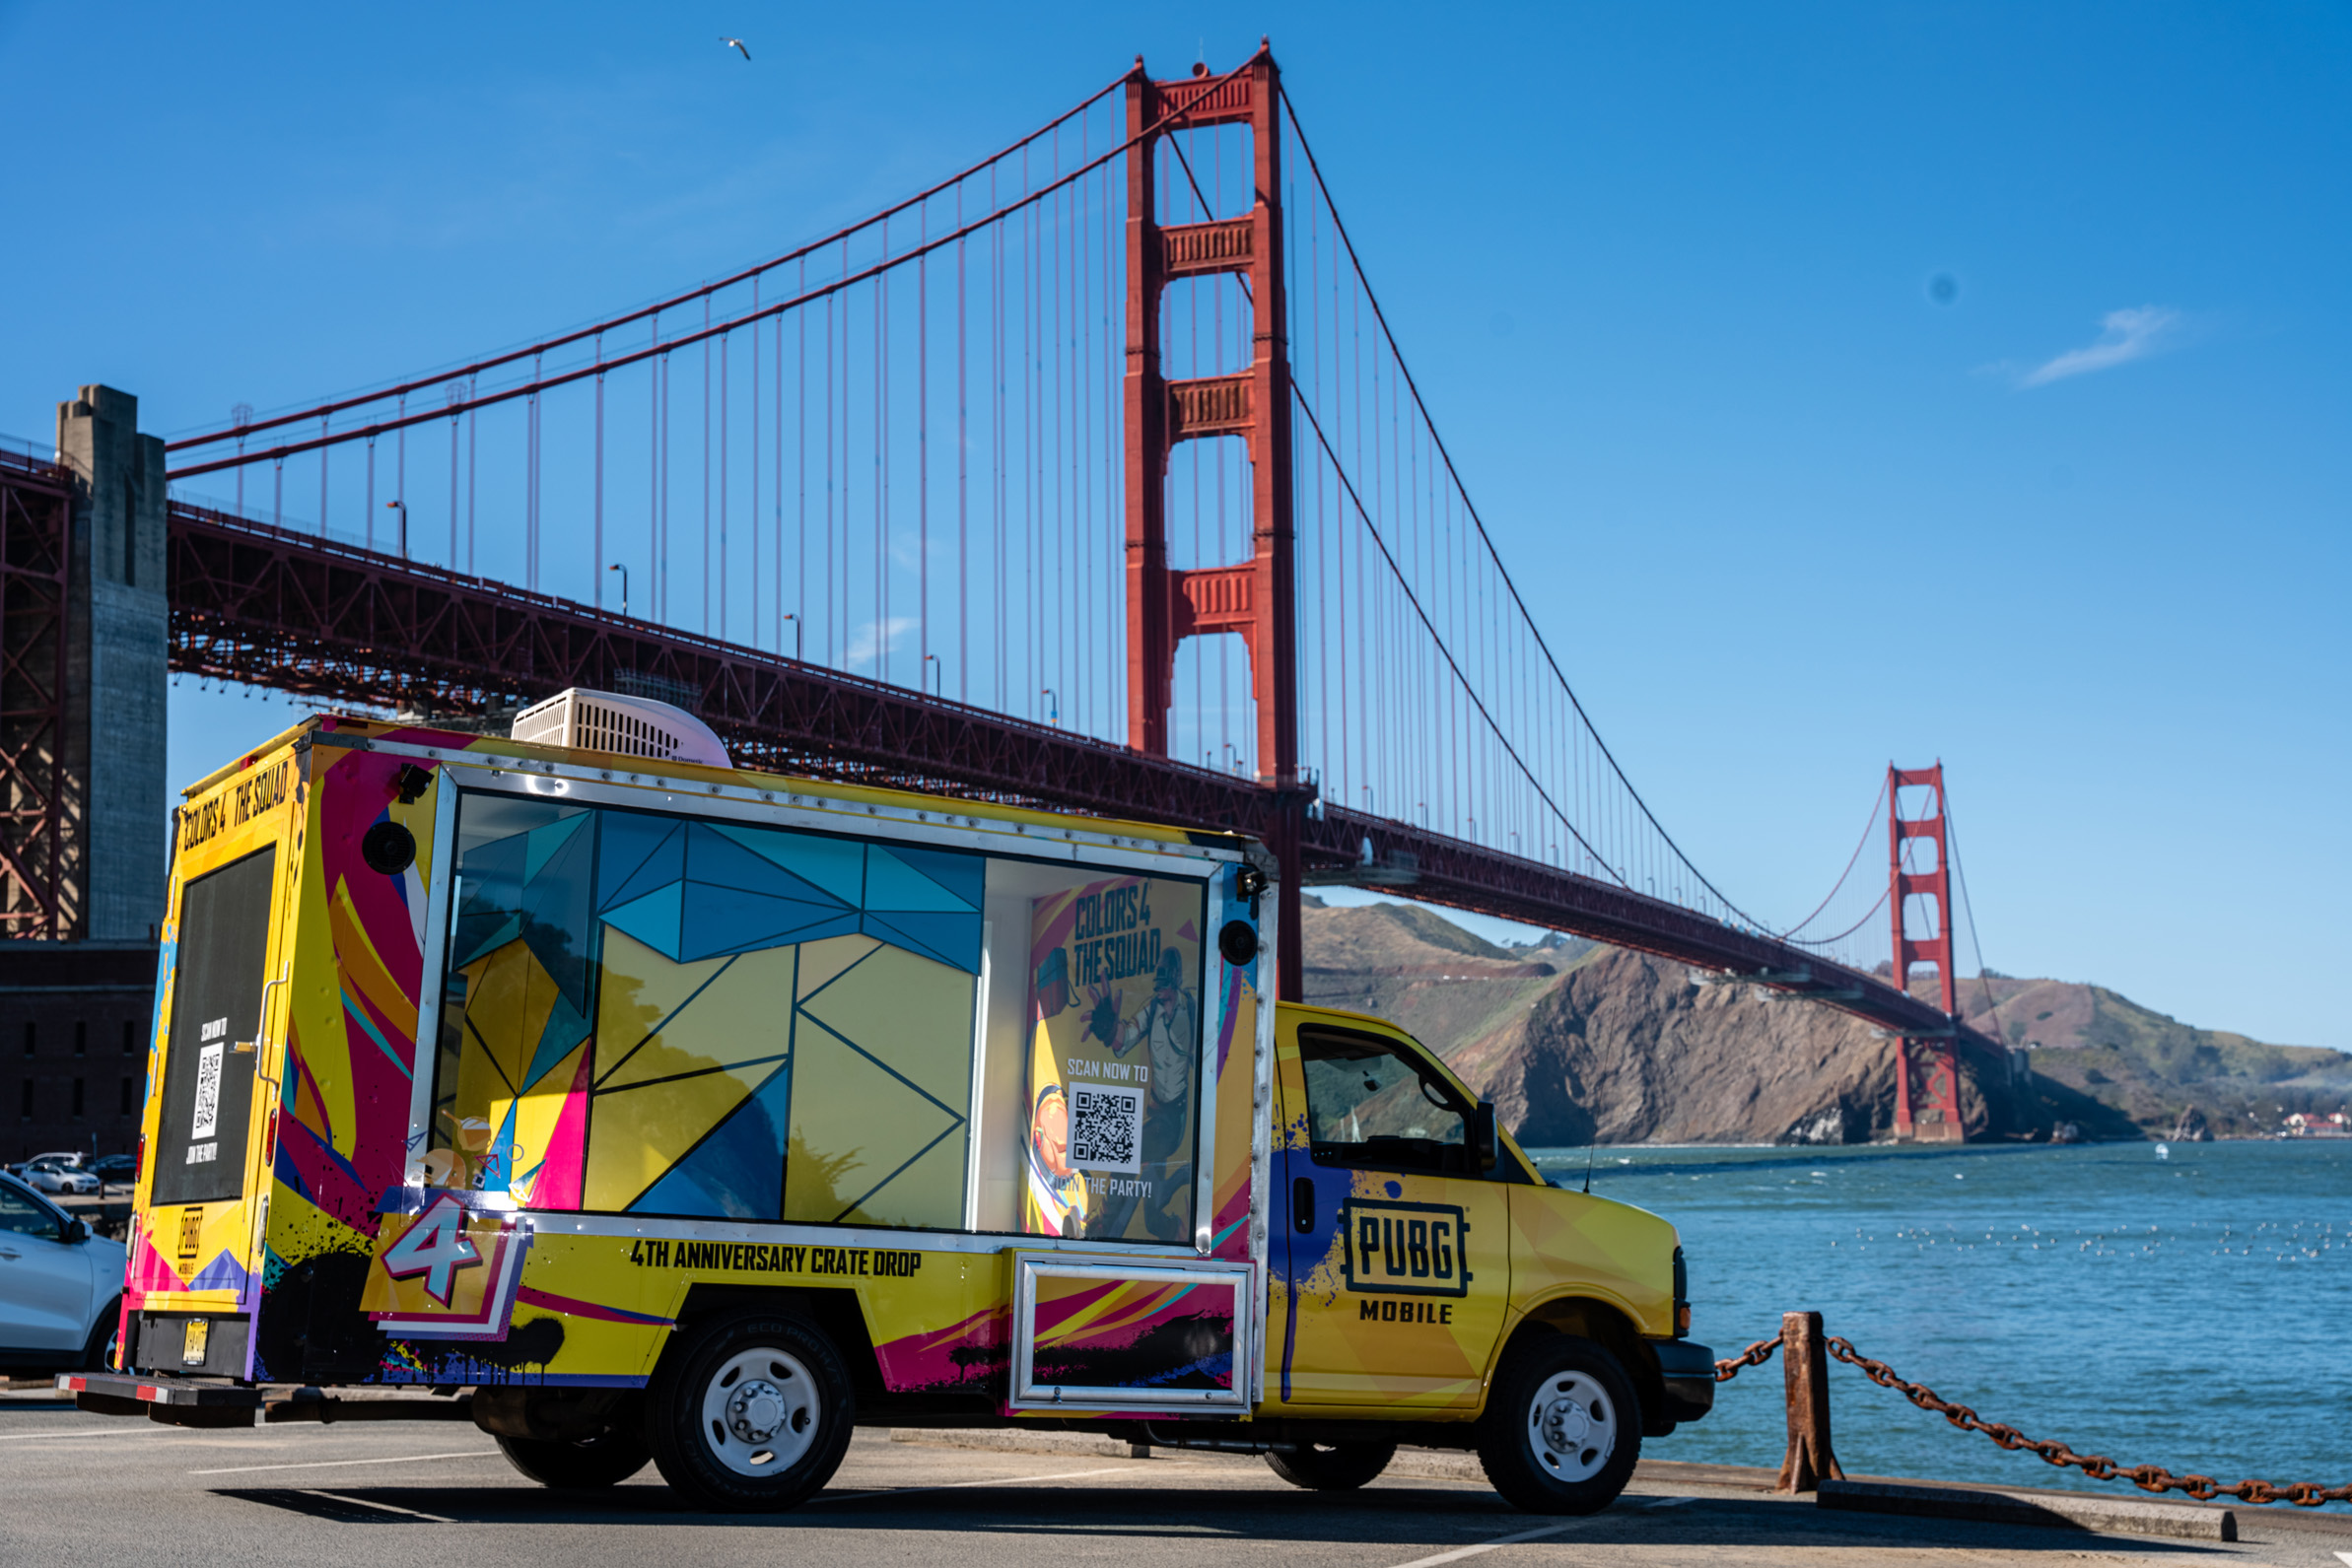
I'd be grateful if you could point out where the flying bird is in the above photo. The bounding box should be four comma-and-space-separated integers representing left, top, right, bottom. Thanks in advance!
722, 36, 750, 60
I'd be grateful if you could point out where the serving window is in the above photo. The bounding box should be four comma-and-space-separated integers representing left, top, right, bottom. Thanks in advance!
426, 787, 1210, 1242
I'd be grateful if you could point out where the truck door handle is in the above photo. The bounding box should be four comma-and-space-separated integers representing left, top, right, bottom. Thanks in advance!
1292, 1177, 1315, 1233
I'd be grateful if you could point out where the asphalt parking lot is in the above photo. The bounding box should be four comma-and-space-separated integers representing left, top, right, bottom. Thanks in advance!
4, 1395, 2347, 1568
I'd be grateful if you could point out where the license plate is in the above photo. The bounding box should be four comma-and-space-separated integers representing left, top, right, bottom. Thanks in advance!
181, 1318, 209, 1366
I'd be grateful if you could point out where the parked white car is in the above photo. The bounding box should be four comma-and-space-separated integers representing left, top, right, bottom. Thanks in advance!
0, 1173, 125, 1371
21, 1161, 100, 1196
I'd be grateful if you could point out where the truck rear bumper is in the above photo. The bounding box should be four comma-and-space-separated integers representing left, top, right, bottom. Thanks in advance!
57, 1370, 261, 1427
1650, 1338, 1716, 1425
58, 1371, 481, 1427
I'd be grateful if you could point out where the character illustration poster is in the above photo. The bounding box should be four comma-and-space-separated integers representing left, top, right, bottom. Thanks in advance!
1023, 874, 1205, 1242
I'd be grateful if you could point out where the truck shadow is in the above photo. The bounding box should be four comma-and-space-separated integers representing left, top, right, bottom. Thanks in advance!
209, 1482, 2242, 1557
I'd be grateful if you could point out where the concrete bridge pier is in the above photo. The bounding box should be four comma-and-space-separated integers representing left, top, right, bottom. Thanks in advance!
55, 383, 169, 942
0, 386, 168, 1160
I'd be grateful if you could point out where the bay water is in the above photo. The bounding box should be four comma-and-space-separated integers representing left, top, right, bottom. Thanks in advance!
1524, 1138, 2351, 1502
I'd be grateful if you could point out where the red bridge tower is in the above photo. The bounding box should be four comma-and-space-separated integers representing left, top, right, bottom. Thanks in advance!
1889, 763, 1965, 1140
1123, 49, 1304, 998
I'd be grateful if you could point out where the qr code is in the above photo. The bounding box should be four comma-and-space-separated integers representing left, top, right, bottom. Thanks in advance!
1070, 1087, 1142, 1173
190, 1041, 225, 1140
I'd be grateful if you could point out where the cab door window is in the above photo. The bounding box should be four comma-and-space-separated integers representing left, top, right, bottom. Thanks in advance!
1297, 1028, 1477, 1177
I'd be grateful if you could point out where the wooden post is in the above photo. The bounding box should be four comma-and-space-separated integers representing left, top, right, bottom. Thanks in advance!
1774, 1310, 1844, 1493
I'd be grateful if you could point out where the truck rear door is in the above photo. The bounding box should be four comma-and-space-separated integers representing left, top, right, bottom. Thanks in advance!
130, 750, 301, 1378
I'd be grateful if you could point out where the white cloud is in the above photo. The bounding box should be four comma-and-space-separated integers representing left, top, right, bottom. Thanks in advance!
2020, 307, 2182, 387
844, 615, 916, 665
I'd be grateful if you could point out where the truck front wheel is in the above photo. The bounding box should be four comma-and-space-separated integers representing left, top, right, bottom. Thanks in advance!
1476, 1334, 1640, 1514
647, 1309, 856, 1511
1265, 1440, 1396, 1491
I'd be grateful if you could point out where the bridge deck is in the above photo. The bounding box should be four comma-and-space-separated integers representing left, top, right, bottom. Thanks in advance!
167, 501, 1994, 1056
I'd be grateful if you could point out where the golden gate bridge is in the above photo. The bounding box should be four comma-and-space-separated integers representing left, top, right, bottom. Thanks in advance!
0, 46, 2001, 1139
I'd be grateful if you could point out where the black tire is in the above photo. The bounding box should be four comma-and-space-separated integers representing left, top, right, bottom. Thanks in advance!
1476, 1334, 1641, 1514
80, 1300, 121, 1372
1265, 1440, 1396, 1491
646, 1309, 855, 1512
496, 1429, 654, 1489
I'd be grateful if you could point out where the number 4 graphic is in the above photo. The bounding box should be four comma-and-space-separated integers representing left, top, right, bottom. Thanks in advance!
380, 1193, 483, 1306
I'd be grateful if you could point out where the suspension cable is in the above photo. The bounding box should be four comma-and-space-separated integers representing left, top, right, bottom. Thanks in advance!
172, 55, 1269, 480
170, 75, 1137, 453
1281, 89, 1779, 930
1944, 794, 2007, 1044
1780, 776, 1889, 937
1280, 85, 1838, 940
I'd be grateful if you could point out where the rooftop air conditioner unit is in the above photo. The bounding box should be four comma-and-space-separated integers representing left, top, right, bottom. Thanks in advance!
510, 688, 731, 769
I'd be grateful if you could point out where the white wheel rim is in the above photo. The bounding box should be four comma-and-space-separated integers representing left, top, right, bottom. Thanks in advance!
1525, 1369, 1617, 1483
699, 1346, 819, 1477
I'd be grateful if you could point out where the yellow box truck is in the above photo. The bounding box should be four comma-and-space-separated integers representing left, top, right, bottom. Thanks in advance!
64, 690, 1712, 1512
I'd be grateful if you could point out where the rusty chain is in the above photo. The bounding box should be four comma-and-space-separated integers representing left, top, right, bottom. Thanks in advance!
1819, 1334, 2352, 1509
1711, 1333, 1782, 1382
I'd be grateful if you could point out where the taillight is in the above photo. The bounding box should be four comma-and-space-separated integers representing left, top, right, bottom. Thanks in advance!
134, 1131, 146, 1188
1672, 1245, 1691, 1338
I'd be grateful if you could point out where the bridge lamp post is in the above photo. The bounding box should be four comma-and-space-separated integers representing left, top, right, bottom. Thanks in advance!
383, 499, 407, 559
782, 612, 802, 662
607, 562, 628, 618
924, 653, 942, 698
1041, 688, 1059, 727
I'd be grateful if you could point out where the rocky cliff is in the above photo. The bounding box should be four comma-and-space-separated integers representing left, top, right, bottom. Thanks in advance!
1296, 897, 2341, 1144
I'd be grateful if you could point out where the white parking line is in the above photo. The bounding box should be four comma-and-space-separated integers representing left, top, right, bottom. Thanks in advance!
298, 1490, 455, 1524
1642, 1495, 1695, 1509
192, 1449, 495, 1476
0, 1425, 182, 1442
1381, 1520, 1594, 1568
810, 1464, 1147, 1503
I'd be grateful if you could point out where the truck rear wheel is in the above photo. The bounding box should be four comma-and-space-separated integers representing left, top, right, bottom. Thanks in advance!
1265, 1440, 1396, 1491
647, 1309, 855, 1512
1476, 1334, 1640, 1514
495, 1430, 652, 1489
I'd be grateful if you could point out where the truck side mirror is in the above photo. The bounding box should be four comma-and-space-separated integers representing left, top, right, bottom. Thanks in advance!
61, 1217, 90, 1244
1471, 1101, 1498, 1174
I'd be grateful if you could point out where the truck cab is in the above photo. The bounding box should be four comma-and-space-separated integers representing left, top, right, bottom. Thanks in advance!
68, 694, 1710, 1514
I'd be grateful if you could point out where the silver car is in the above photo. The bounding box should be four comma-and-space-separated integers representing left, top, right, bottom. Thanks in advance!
21, 1161, 101, 1196
0, 1173, 125, 1371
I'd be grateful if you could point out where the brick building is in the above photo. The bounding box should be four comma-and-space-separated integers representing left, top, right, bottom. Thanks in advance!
3, 940, 158, 1164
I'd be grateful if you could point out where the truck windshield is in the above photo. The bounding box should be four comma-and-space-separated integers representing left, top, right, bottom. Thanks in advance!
1297, 1028, 1476, 1176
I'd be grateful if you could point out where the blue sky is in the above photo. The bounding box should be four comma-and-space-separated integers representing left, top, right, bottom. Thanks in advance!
3, 3, 2344, 1046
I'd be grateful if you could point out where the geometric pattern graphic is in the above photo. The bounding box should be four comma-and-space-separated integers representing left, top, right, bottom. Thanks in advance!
784, 936, 973, 1229
594, 815, 984, 974
439, 940, 591, 1207
436, 800, 597, 1205
436, 794, 984, 1223
585, 928, 796, 1216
